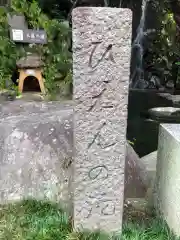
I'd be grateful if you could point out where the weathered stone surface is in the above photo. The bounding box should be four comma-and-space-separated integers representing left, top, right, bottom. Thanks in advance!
124, 143, 146, 198
0, 101, 73, 210
138, 151, 157, 187
138, 151, 157, 207
0, 100, 73, 118
0, 100, 151, 211
155, 124, 180, 237
73, 7, 132, 233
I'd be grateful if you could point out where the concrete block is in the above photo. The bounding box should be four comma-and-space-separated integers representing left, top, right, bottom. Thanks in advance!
155, 124, 180, 237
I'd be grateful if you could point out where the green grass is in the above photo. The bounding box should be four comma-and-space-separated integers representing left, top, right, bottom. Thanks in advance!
0, 199, 178, 240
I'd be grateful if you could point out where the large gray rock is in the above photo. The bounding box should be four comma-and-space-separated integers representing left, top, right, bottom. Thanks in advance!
138, 151, 157, 207
124, 143, 146, 198
0, 100, 151, 209
138, 151, 157, 187
0, 100, 73, 118
73, 7, 132, 233
0, 101, 73, 210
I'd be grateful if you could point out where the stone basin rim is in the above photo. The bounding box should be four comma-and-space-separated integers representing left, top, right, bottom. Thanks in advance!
148, 107, 180, 117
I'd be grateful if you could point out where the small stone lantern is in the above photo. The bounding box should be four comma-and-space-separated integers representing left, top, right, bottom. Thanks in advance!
16, 55, 45, 94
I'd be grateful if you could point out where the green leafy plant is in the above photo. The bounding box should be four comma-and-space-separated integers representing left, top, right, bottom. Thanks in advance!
144, 1, 180, 85
0, 0, 72, 99
0, 7, 23, 90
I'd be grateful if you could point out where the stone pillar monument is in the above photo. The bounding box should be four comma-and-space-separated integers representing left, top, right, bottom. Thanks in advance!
72, 7, 132, 234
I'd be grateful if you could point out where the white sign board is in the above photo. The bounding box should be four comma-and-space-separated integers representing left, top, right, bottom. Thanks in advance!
12, 29, 23, 41
10, 28, 47, 44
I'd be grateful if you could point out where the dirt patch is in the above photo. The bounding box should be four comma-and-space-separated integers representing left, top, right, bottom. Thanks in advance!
123, 198, 155, 224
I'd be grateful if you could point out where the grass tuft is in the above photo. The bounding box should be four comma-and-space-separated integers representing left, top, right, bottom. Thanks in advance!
0, 199, 179, 240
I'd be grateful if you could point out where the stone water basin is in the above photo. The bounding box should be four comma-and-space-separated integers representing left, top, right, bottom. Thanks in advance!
148, 107, 180, 122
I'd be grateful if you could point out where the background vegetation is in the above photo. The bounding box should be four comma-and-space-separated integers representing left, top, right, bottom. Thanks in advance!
143, 0, 180, 88
0, 0, 180, 96
0, 0, 72, 99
